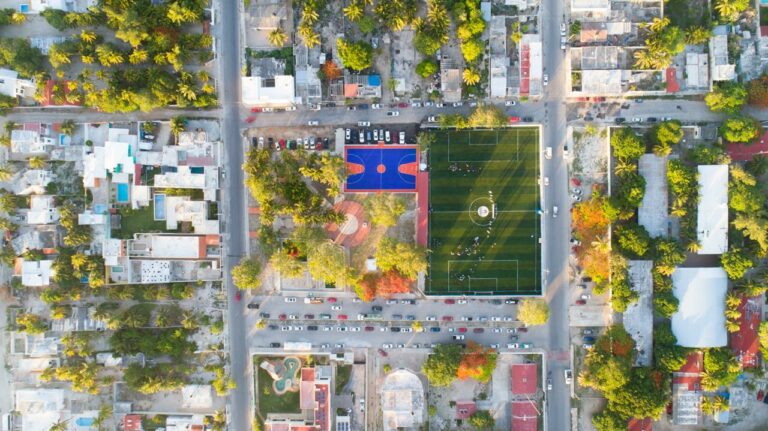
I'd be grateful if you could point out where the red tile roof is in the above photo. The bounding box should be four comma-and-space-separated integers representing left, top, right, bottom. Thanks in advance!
731, 296, 762, 368
511, 401, 538, 431
511, 363, 538, 395
627, 417, 652, 431
666, 68, 680, 93
455, 401, 477, 419
123, 415, 142, 431
727, 131, 768, 161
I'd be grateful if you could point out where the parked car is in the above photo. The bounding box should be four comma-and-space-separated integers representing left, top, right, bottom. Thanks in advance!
358, 121, 371, 127
270, 342, 282, 348
386, 111, 400, 116
247, 302, 259, 309
307, 120, 319, 126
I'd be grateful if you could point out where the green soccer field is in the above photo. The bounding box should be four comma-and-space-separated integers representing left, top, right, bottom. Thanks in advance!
426, 128, 542, 295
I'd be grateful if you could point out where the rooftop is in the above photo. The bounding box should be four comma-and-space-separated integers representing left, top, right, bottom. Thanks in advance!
730, 296, 762, 368
671, 267, 728, 348
696, 165, 728, 255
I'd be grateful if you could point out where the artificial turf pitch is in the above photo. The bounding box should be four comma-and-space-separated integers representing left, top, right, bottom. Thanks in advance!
426, 128, 541, 295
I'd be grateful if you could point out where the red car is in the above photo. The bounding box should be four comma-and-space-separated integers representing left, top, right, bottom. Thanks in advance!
517, 327, 528, 333
327, 297, 337, 303
338, 314, 348, 320
365, 326, 375, 332
279, 139, 286, 149
246, 116, 256, 123
575, 299, 587, 305
442, 316, 454, 322
250, 107, 262, 113
508, 116, 521, 123
473, 328, 484, 333
304, 314, 314, 319
278, 314, 287, 321
458, 327, 467, 333
378, 348, 388, 357
235, 291, 242, 301
398, 102, 408, 108
444, 299, 456, 305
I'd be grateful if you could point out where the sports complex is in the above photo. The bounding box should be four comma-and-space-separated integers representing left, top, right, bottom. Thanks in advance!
425, 127, 542, 296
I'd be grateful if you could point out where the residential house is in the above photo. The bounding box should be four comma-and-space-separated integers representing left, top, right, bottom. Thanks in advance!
0, 68, 35, 98
242, 58, 297, 107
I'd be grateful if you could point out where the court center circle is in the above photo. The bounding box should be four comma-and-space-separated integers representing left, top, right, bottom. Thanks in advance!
477, 206, 490, 218
377, 164, 386, 174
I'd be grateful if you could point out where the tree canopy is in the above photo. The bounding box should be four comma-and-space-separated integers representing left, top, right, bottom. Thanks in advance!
336, 38, 373, 72
517, 299, 549, 326
720, 115, 760, 143
706, 82, 747, 113
363, 194, 406, 227
231, 258, 262, 290
611, 128, 645, 161
375, 237, 427, 280
422, 344, 462, 386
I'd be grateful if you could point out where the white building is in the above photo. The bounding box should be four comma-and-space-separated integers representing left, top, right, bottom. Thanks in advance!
697, 165, 728, 254
711, 30, 736, 82
671, 267, 728, 348
20, 259, 53, 287
571, 0, 610, 16
10, 129, 54, 155
0, 68, 35, 98
241, 75, 296, 106
25, 195, 59, 225
162, 196, 219, 234
14, 388, 66, 431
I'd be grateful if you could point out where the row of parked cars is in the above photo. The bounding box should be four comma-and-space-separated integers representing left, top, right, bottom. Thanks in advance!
252, 136, 330, 151
345, 127, 409, 145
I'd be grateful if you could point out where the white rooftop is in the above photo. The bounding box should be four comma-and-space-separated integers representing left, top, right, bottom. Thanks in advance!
241, 75, 296, 106
149, 235, 201, 259
21, 259, 53, 287
697, 165, 728, 254
164, 196, 219, 234
671, 267, 728, 348
15, 388, 65, 431
26, 195, 59, 225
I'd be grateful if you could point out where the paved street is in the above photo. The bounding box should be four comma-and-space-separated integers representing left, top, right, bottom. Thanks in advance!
216, 0, 251, 430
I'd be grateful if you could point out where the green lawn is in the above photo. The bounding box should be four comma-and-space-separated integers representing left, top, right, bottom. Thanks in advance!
113, 205, 173, 239
256, 365, 301, 416
427, 128, 541, 295
335, 364, 352, 395
665, 0, 709, 29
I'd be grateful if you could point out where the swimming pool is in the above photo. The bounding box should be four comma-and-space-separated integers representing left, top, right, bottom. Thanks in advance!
116, 183, 129, 203
75, 417, 95, 427
154, 194, 166, 220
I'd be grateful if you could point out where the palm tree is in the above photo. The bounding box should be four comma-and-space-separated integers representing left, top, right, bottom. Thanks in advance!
715, 0, 743, 21
614, 159, 637, 176
653, 142, 672, 156
0, 165, 13, 182
646, 17, 669, 32
726, 292, 742, 309
462, 68, 480, 85
10, 12, 25, 24
302, 5, 319, 24
60, 119, 76, 136
726, 318, 740, 332
129, 49, 148, 65
28, 157, 45, 169
268, 28, 288, 47
49, 420, 70, 431
633, 50, 655, 69
80, 30, 97, 44
298, 26, 320, 48
181, 311, 198, 329
343, 2, 363, 21
170, 116, 187, 139
686, 240, 700, 253
591, 235, 611, 253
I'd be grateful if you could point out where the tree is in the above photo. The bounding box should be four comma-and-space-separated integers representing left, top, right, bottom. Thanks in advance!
320, 60, 342, 81
720, 115, 760, 143
732, 214, 768, 252
654, 290, 679, 317
308, 241, 356, 286
702, 347, 741, 390
343, 1, 363, 21
721, 248, 753, 280
685, 26, 712, 45
460, 38, 483, 63
375, 237, 427, 280
462, 68, 480, 85
374, 0, 416, 31
417, 132, 436, 150
267, 28, 288, 47
363, 194, 405, 227
705, 82, 747, 113
270, 253, 305, 278
124, 363, 186, 394
615, 224, 651, 258
60, 119, 76, 136
654, 322, 689, 373
517, 299, 549, 326
759, 321, 768, 358
299, 153, 345, 197
16, 313, 48, 334
231, 258, 262, 290
170, 116, 186, 137
422, 344, 462, 386
611, 127, 645, 161
28, 156, 46, 169
592, 411, 626, 431
748, 74, 768, 107
714, 0, 750, 22
336, 38, 373, 72
654, 120, 684, 147
415, 59, 438, 78
468, 411, 495, 430
467, 105, 507, 128
457, 342, 497, 383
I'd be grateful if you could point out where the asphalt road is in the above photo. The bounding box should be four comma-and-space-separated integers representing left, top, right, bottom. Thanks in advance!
216, 0, 251, 430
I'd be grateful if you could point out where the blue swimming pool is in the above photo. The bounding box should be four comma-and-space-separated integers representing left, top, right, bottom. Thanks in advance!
76, 417, 95, 427
116, 183, 129, 203
154, 194, 166, 220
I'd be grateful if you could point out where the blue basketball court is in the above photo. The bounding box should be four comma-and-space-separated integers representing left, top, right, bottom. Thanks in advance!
345, 145, 418, 192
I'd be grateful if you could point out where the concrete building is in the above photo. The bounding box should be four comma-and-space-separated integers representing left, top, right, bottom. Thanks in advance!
637, 154, 668, 238
696, 165, 728, 255
520, 34, 543, 98
161, 195, 220, 234
381, 369, 425, 431
19, 195, 59, 225
18, 259, 53, 287
242, 58, 297, 107
10, 129, 55, 155
571, 0, 610, 15
14, 388, 66, 431
343, 74, 382, 99
671, 268, 728, 348
0, 68, 35, 98
489, 16, 508, 98
440, 56, 462, 103
625, 261, 653, 366
711, 27, 736, 82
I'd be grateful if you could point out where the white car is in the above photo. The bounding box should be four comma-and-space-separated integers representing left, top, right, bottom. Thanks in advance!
288, 314, 298, 319
321, 343, 330, 349
345, 129, 351, 140
460, 316, 470, 321
435, 103, 444, 108
505, 100, 517, 106
285, 106, 297, 111
293, 326, 304, 331
358, 121, 371, 127
427, 116, 437, 122
336, 326, 348, 332
490, 344, 500, 349
373, 129, 379, 141
411, 102, 422, 108
453, 102, 463, 107
263, 107, 274, 112
547, 378, 553, 390
544, 177, 549, 186
386, 111, 400, 117
491, 316, 502, 322
552, 206, 559, 218
402, 327, 413, 333
307, 120, 319, 126
457, 299, 468, 304
380, 327, 388, 332
453, 335, 465, 340
564, 369, 573, 385
448, 327, 455, 332
371, 103, 381, 109
386, 299, 398, 305
543, 74, 549, 86
323, 326, 332, 331
350, 327, 361, 332
382, 343, 394, 349
426, 316, 437, 321
331, 305, 342, 310
560, 22, 566, 35
284, 297, 297, 303
503, 316, 515, 322
492, 328, 502, 333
